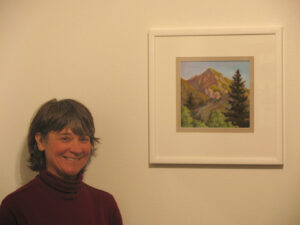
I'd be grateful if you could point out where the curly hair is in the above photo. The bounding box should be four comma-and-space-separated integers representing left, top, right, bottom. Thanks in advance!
27, 98, 100, 171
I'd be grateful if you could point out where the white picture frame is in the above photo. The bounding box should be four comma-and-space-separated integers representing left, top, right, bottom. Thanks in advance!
148, 27, 283, 165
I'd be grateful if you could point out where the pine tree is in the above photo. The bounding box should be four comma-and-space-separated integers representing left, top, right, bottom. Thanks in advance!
185, 92, 198, 111
225, 70, 250, 127
184, 92, 199, 121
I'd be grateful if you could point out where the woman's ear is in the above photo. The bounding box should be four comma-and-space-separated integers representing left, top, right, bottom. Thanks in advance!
35, 133, 45, 151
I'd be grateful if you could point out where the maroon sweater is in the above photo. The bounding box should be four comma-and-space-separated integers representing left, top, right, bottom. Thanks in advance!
0, 171, 123, 225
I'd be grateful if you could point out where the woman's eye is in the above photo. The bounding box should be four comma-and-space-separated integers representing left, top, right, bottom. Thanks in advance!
61, 137, 70, 141
80, 137, 90, 142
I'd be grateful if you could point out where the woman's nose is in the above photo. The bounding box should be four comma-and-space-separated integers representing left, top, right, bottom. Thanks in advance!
70, 139, 83, 154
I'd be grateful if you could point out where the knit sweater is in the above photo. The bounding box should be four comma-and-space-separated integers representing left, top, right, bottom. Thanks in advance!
0, 171, 123, 225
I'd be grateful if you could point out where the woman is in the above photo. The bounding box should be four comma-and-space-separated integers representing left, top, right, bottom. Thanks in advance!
0, 99, 123, 225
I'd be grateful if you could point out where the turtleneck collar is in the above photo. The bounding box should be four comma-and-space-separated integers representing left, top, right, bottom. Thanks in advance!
38, 170, 83, 200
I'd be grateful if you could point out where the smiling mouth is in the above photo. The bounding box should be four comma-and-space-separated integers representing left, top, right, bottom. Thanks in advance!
63, 156, 81, 161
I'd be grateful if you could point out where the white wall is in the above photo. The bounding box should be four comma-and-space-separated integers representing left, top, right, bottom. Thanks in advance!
0, 0, 299, 224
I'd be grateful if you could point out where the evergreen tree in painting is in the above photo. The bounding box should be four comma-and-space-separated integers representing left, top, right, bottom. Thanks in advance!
185, 92, 198, 112
225, 69, 250, 127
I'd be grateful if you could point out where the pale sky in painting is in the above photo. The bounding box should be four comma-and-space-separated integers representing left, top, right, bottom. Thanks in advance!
181, 61, 251, 88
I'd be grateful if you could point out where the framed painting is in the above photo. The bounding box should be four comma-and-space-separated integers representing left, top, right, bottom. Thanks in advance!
177, 56, 254, 133
148, 27, 283, 165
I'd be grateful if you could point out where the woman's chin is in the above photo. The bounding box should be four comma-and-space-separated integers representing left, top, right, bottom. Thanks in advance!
58, 168, 82, 180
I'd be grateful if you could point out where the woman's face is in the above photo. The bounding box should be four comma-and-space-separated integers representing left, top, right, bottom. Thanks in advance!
35, 128, 91, 180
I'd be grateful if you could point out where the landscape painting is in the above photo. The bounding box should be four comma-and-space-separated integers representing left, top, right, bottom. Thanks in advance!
177, 57, 254, 132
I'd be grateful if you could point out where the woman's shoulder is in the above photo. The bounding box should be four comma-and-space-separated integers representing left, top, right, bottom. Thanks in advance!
82, 182, 114, 198
1, 175, 40, 207
80, 182, 121, 219
81, 182, 118, 205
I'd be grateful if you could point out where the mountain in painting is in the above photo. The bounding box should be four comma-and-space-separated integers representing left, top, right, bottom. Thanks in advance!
181, 67, 248, 122
181, 79, 210, 107
187, 68, 232, 99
